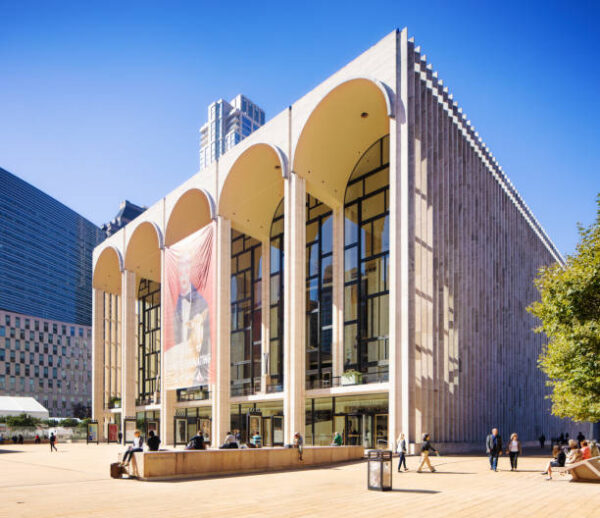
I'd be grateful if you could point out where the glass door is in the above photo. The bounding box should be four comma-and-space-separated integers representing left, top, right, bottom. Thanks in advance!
263, 417, 272, 446
374, 414, 388, 449
346, 415, 361, 446
272, 415, 284, 446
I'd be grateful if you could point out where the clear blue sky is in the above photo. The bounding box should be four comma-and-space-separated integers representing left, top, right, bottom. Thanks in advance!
1, 1, 598, 256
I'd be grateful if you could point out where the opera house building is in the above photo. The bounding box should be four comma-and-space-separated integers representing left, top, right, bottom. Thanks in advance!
92, 29, 574, 451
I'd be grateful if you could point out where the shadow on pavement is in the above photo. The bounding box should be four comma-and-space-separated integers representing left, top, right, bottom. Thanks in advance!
0, 449, 23, 454
391, 488, 441, 494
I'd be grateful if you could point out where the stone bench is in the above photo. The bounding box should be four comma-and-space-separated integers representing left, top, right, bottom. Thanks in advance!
119, 445, 364, 480
553, 456, 600, 482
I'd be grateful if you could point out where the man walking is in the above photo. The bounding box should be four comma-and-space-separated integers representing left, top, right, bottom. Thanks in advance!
49, 432, 57, 452
485, 428, 502, 471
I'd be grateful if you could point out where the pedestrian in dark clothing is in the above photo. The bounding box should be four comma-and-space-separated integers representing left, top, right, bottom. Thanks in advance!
485, 428, 502, 471
185, 433, 205, 450
577, 431, 585, 447
558, 433, 565, 445
18, 434, 24, 444
49, 433, 57, 452
538, 434, 546, 449
417, 433, 439, 473
147, 430, 161, 451
396, 432, 408, 472
118, 431, 123, 444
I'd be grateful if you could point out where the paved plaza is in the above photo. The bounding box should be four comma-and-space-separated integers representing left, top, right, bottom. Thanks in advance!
1, 444, 599, 517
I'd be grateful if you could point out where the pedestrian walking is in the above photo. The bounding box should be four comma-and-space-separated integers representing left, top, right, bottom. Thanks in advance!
396, 432, 408, 472
577, 431, 585, 447
485, 428, 502, 471
417, 433, 438, 473
538, 433, 545, 449
49, 432, 57, 452
506, 433, 522, 471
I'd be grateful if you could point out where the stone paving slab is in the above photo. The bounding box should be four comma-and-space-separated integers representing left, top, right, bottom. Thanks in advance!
1, 444, 599, 517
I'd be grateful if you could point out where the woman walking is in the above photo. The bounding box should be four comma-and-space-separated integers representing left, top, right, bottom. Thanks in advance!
506, 433, 522, 471
397, 432, 408, 472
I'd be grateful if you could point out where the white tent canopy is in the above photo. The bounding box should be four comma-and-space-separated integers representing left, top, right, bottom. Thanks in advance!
0, 396, 49, 420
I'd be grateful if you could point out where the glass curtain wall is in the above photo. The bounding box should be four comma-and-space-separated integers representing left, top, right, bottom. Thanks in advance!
305, 194, 333, 389
230, 230, 262, 396
268, 200, 284, 392
137, 279, 161, 405
343, 135, 390, 383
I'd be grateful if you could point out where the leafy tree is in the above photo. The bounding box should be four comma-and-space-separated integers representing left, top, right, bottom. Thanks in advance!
528, 196, 600, 422
60, 418, 80, 427
5, 413, 41, 427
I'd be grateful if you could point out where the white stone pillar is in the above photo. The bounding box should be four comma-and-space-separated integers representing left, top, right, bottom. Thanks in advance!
121, 270, 137, 433
260, 241, 270, 393
92, 288, 106, 440
212, 216, 231, 447
388, 28, 412, 451
283, 172, 306, 444
159, 248, 175, 444
332, 207, 344, 379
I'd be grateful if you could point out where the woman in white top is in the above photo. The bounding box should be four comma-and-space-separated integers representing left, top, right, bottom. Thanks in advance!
506, 433, 522, 471
121, 430, 144, 466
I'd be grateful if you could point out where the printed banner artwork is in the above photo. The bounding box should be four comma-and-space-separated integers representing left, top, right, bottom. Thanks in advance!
164, 222, 216, 389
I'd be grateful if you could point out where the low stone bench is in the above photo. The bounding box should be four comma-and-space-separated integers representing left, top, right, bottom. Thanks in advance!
554, 456, 600, 482
120, 445, 364, 480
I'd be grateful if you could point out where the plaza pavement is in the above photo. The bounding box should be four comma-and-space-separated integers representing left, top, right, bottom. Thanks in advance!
0, 443, 599, 518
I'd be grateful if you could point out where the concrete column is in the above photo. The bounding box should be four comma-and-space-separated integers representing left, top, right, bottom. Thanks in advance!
212, 216, 231, 447
121, 270, 137, 432
159, 248, 175, 444
283, 172, 306, 444
92, 288, 106, 440
331, 207, 344, 379
388, 27, 411, 451
260, 240, 270, 393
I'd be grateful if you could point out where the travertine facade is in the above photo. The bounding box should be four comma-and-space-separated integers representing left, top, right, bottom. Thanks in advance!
92, 29, 583, 451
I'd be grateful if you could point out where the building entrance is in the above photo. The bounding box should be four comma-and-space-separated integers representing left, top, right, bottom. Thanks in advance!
333, 412, 387, 449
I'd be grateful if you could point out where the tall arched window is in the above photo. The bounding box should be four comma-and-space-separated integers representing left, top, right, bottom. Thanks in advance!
269, 199, 284, 391
306, 194, 333, 388
344, 135, 390, 383
137, 279, 161, 404
230, 230, 262, 396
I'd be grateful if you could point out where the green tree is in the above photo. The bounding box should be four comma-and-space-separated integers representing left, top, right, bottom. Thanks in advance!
5, 413, 40, 427
528, 196, 600, 422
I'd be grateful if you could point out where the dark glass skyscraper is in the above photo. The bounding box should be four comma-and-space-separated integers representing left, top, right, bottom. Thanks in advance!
0, 167, 103, 326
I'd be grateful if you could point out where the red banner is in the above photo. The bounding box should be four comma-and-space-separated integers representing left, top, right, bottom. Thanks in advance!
164, 222, 216, 389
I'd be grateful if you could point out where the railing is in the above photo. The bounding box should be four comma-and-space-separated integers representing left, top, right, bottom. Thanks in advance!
177, 386, 210, 402
230, 379, 261, 397
306, 369, 389, 390
135, 393, 160, 406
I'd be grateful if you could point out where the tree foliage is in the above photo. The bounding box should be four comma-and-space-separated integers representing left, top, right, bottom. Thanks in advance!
4, 413, 41, 427
528, 196, 600, 422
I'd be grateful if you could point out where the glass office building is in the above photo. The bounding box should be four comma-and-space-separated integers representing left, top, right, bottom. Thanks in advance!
199, 94, 265, 170
0, 167, 103, 326
0, 167, 104, 415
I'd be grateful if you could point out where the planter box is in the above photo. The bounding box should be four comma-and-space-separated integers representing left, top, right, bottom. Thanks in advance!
341, 372, 363, 386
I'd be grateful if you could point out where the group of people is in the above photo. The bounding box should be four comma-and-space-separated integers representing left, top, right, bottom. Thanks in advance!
543, 432, 599, 480
394, 427, 599, 475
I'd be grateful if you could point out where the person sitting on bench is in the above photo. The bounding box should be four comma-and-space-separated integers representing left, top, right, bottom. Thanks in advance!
147, 430, 161, 451
121, 430, 143, 466
186, 433, 205, 450
220, 431, 238, 449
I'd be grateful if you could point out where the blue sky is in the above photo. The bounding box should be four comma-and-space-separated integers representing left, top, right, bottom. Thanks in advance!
1, 1, 598, 256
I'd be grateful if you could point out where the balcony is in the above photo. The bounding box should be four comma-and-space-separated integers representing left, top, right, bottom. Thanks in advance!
306, 369, 389, 390
135, 393, 160, 406
107, 397, 121, 409
177, 386, 210, 402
